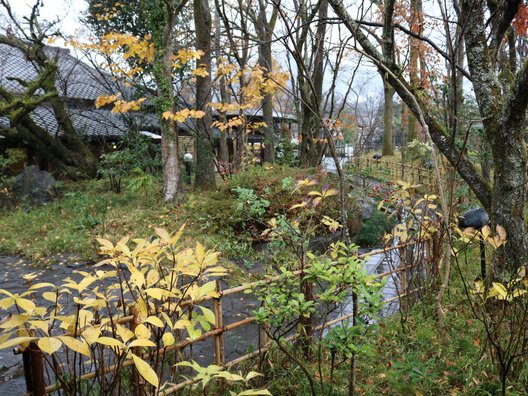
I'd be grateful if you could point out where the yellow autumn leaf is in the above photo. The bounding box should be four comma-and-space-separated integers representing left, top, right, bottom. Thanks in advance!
162, 332, 175, 347
144, 316, 164, 328
96, 238, 114, 250
128, 339, 156, 348
130, 268, 146, 289
42, 291, 57, 303
0, 297, 14, 310
57, 336, 91, 357
38, 337, 62, 355
29, 282, 55, 290
134, 324, 151, 340
161, 312, 173, 330
145, 288, 170, 300
0, 314, 30, 329
28, 320, 49, 335
81, 327, 101, 345
154, 227, 171, 242
0, 336, 36, 350
192, 66, 209, 77
131, 353, 159, 388
490, 282, 508, 300
115, 324, 135, 343
496, 225, 507, 241
95, 93, 121, 108
96, 337, 124, 349
146, 269, 160, 287
173, 319, 192, 330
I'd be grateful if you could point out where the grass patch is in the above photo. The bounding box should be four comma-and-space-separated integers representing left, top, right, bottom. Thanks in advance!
0, 178, 179, 261
0, 165, 361, 265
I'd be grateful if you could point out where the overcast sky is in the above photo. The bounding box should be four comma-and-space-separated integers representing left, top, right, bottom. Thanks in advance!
8, 0, 86, 36
3, 0, 384, 101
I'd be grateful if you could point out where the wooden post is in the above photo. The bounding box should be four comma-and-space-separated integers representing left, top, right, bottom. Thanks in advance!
23, 342, 46, 396
213, 280, 225, 366
401, 161, 404, 179
129, 307, 145, 396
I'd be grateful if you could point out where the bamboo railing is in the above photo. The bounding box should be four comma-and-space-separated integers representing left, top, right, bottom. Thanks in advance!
353, 157, 446, 192
20, 240, 434, 396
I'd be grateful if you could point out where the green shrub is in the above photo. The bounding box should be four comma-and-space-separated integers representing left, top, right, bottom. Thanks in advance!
99, 134, 161, 193
354, 209, 396, 247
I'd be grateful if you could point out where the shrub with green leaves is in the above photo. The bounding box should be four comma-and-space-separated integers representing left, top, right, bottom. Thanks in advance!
99, 134, 161, 193
354, 209, 396, 247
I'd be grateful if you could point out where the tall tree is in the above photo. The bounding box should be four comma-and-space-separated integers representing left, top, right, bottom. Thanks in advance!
329, 0, 528, 272
155, 0, 185, 201
213, 6, 229, 163
381, 0, 395, 156
193, 0, 216, 189
275, 0, 330, 167
215, 0, 252, 167
248, 0, 279, 163
84, 0, 190, 202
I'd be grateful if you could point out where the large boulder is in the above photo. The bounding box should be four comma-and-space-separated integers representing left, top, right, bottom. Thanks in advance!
12, 166, 57, 206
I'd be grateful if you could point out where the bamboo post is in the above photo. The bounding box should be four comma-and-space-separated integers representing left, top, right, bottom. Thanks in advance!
425, 239, 431, 287
299, 273, 314, 359
23, 342, 45, 396
398, 247, 408, 311
259, 300, 270, 376
213, 280, 225, 366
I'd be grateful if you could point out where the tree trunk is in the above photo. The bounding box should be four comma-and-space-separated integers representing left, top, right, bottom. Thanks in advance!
329, 0, 528, 271
298, 0, 328, 167
382, 78, 395, 156
214, 7, 229, 163
160, 121, 180, 201
155, 0, 181, 203
255, 1, 277, 164
193, 0, 216, 190
407, 0, 422, 143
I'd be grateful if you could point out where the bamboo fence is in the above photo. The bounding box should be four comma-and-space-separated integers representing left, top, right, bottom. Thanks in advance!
19, 239, 435, 396
353, 157, 447, 192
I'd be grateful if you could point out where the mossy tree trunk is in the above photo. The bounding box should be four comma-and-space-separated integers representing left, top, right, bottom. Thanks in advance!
0, 33, 96, 178
152, 0, 182, 203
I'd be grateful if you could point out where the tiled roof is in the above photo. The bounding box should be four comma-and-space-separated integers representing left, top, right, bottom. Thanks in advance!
0, 43, 158, 139
0, 44, 116, 100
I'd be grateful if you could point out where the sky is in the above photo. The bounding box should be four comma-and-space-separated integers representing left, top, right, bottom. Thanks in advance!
2, 0, 385, 102
7, 0, 86, 36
